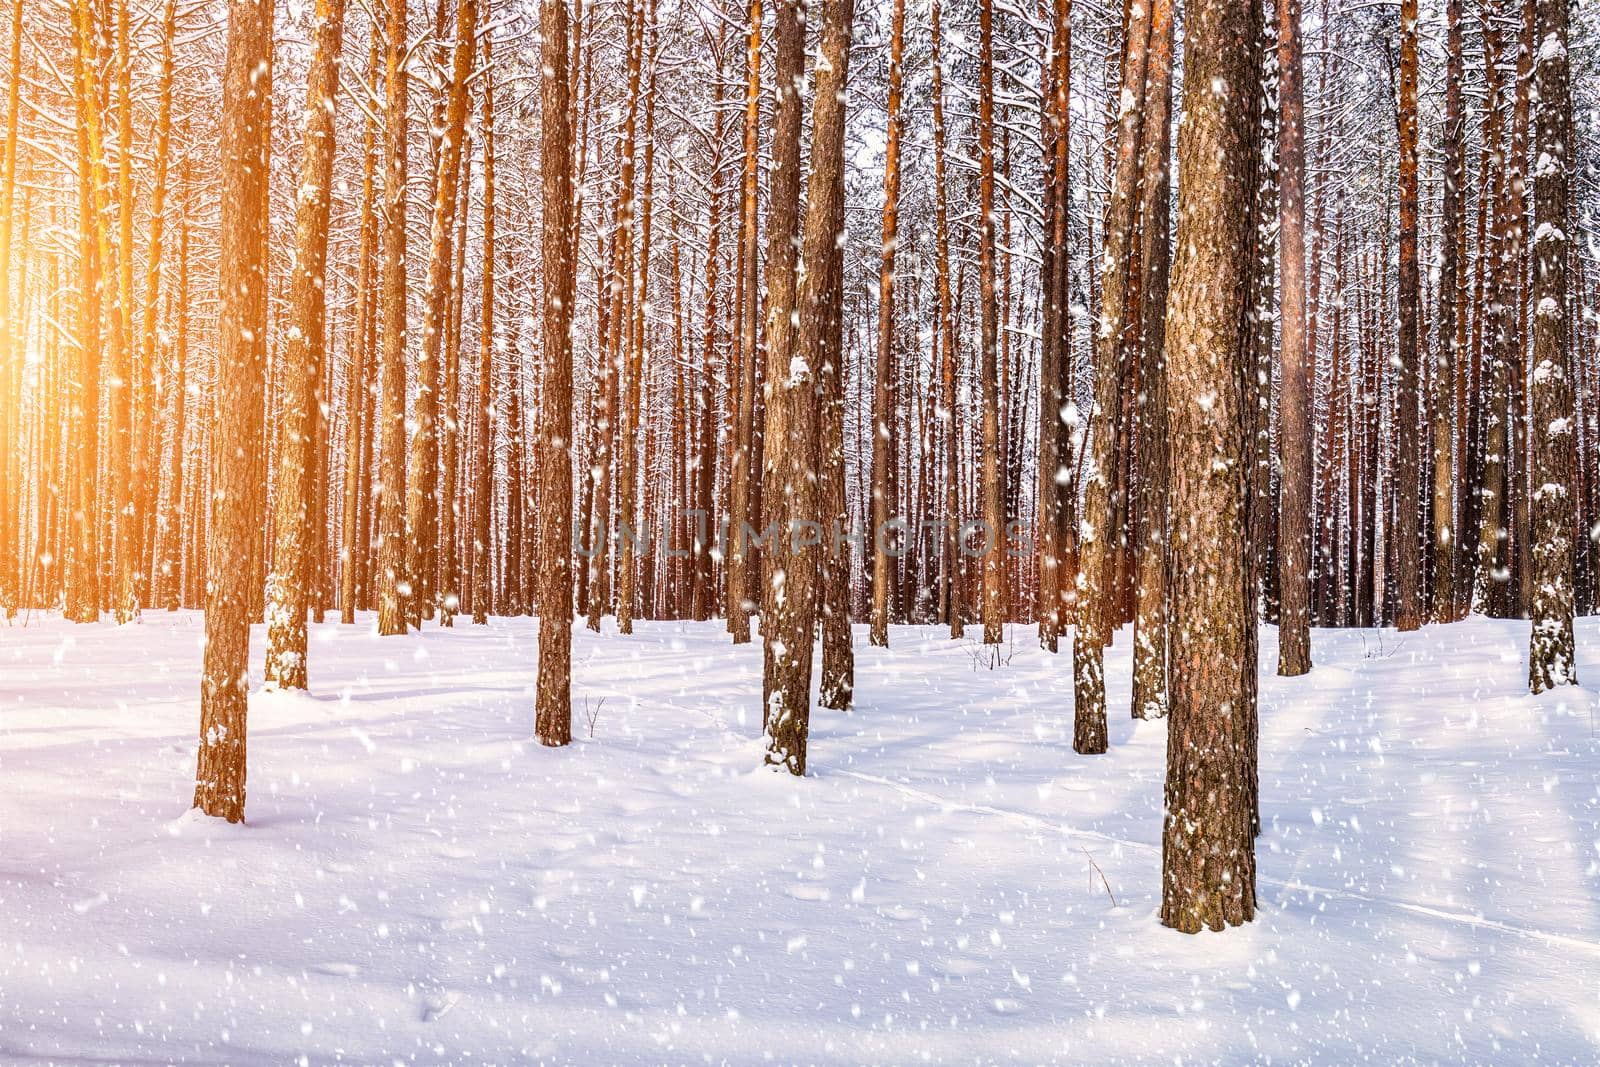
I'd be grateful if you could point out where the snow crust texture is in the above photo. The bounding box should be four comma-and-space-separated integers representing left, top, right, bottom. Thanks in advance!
3, 613, 1599, 1064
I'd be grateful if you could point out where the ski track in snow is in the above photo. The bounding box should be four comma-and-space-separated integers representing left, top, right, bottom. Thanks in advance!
2, 611, 1599, 1064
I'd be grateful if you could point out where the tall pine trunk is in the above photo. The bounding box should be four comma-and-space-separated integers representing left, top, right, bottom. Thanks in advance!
405, 0, 478, 627
764, 0, 853, 775
534, 0, 577, 746
266, 0, 348, 689
1393, 0, 1423, 631
1526, 0, 1574, 692
1159, 0, 1260, 934
195, 0, 271, 823
1276, 0, 1313, 673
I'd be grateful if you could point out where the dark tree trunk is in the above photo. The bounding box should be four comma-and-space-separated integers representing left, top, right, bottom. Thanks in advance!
1159, 0, 1260, 935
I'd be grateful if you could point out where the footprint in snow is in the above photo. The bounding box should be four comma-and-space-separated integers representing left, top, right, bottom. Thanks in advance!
788, 883, 831, 902
934, 957, 986, 978
71, 891, 109, 914
311, 962, 360, 977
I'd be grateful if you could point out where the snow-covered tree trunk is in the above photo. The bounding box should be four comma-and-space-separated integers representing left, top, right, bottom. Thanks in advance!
1527, 0, 1575, 693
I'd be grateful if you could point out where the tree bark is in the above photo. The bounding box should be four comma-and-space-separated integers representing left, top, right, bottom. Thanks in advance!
472, 28, 496, 625
868, 0, 905, 649
1075, 0, 1152, 753
1159, 0, 1260, 934
1527, 0, 1575, 692
1130, 0, 1173, 717
726, 0, 762, 644
405, 0, 478, 628
376, 0, 410, 636
535, 0, 577, 746
266, 0, 348, 689
976, 0, 1005, 647
1276, 0, 1313, 672
195, 0, 271, 823
1393, 0, 1423, 631
931, 0, 960, 640
765, 0, 853, 775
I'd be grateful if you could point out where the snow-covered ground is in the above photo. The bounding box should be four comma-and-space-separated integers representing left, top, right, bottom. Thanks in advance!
3, 610, 1599, 1064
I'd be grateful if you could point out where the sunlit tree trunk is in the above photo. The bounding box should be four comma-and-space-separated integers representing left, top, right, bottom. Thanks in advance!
195, 0, 271, 824
1393, 0, 1423, 631
266, 0, 348, 689
405, 0, 478, 628
868, 0, 905, 649
976, 0, 1005, 647
340, 31, 380, 623
155, 145, 191, 612
472, 28, 496, 625
765, 0, 853, 774
0, 0, 21, 615
534, 0, 577, 746
376, 0, 410, 635
931, 0, 960, 640
1075, 0, 1152, 753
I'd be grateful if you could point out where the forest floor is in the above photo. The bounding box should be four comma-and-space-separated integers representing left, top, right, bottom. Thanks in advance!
3, 610, 1599, 1064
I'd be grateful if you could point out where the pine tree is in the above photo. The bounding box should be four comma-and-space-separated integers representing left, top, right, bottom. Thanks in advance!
535, 0, 577, 747
869, 0, 905, 649
765, 0, 853, 775
1276, 0, 1313, 674
1526, 0, 1575, 692
375, 0, 410, 636
1393, 0, 1423, 631
1432, 0, 1466, 623
405, 0, 478, 628
1159, 0, 1261, 934
195, 0, 272, 824
267, 0, 349, 689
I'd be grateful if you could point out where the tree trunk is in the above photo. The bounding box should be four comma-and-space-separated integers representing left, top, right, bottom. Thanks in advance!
376, 0, 410, 635
1393, 0, 1423, 631
155, 146, 191, 612
976, 0, 1005, 647
535, 0, 577, 746
1159, 0, 1260, 934
1036, 0, 1070, 652
868, 0, 905, 649
195, 0, 271, 823
1432, 0, 1465, 623
1527, 0, 1574, 692
472, 29, 496, 624
1276, 0, 1313, 672
726, 0, 762, 644
757, 0, 806, 682
1075, 0, 1152, 753
405, 0, 478, 628
765, 0, 853, 775
931, 0, 960, 640
1131, 0, 1173, 717
266, 0, 348, 689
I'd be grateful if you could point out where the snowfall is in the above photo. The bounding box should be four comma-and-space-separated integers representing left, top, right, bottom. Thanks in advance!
3, 610, 1599, 1065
